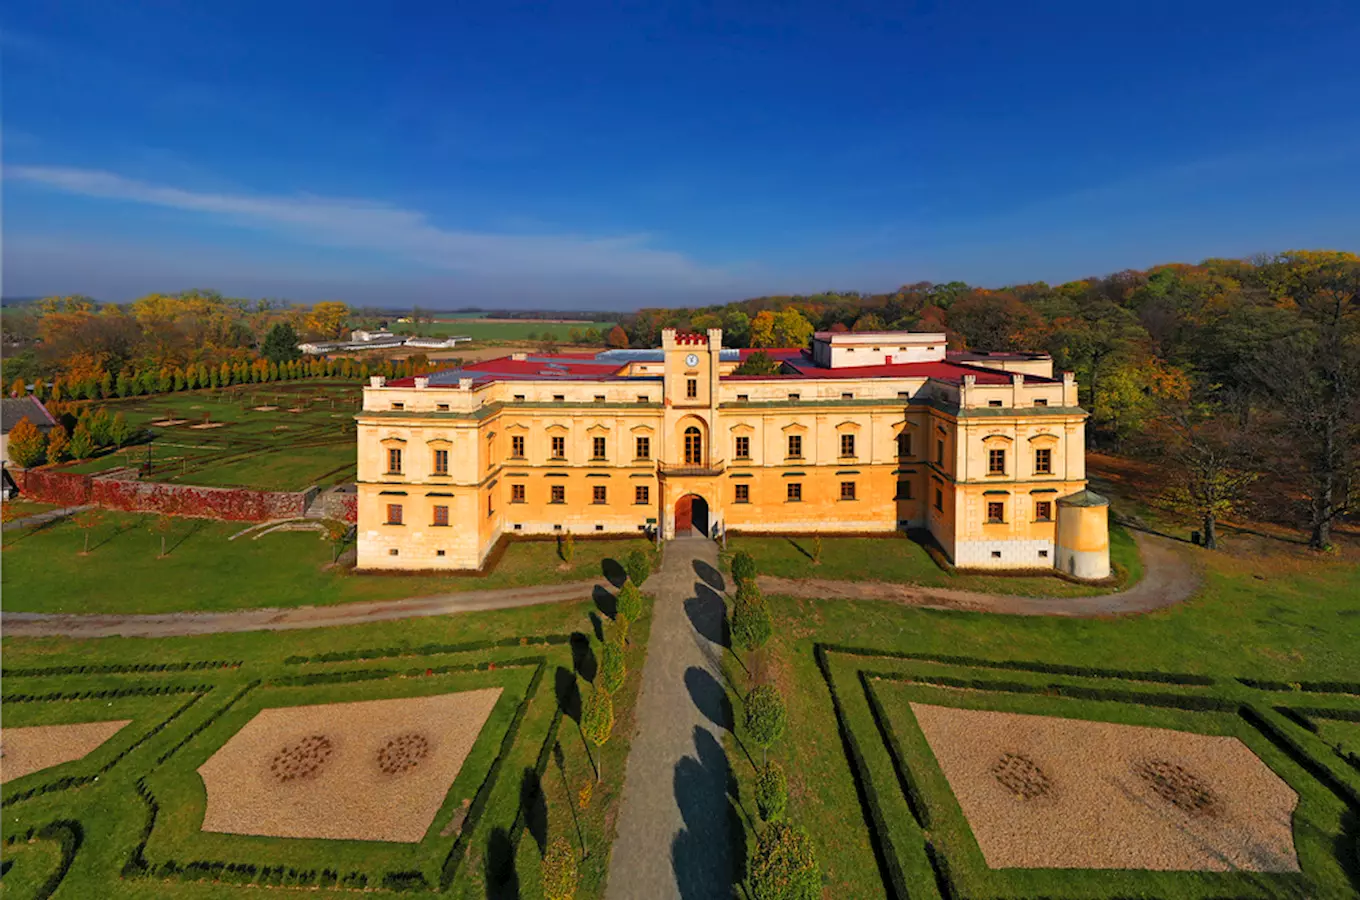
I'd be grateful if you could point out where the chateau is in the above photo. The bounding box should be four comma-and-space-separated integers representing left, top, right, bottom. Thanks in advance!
355, 329, 1110, 578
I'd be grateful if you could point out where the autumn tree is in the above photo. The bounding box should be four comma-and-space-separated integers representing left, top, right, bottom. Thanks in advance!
605, 325, 629, 348
750, 309, 813, 348
748, 823, 820, 900
6, 418, 46, 467
46, 424, 71, 463
541, 836, 578, 900
599, 637, 626, 695
306, 301, 351, 339
68, 422, 96, 460
1152, 402, 1257, 550
581, 682, 615, 782
732, 351, 781, 376
262, 322, 302, 363
109, 412, 133, 449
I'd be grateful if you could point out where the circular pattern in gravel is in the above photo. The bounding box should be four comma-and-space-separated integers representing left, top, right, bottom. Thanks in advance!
909, 702, 1299, 871
377, 732, 430, 775
991, 752, 1052, 800
1134, 758, 1216, 815
269, 735, 334, 783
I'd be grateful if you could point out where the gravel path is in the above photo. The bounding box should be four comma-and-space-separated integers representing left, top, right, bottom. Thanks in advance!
605, 537, 736, 900
759, 532, 1199, 617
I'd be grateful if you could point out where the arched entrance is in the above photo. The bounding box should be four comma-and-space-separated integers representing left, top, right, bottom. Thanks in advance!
674, 493, 710, 537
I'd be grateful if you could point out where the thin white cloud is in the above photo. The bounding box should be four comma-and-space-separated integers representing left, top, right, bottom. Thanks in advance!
7, 165, 730, 284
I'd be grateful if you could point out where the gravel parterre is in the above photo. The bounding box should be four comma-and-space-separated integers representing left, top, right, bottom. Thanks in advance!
0, 719, 132, 783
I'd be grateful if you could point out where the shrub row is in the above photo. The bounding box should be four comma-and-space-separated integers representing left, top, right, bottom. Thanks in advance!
269, 656, 542, 688
1240, 677, 1360, 695
147, 859, 368, 889
32, 820, 83, 900
2, 660, 242, 678
441, 661, 547, 889
813, 646, 912, 900
283, 634, 570, 665
3, 683, 210, 704
155, 681, 259, 765
821, 642, 1213, 685
865, 669, 1235, 713
860, 674, 930, 830
6, 693, 205, 806
1285, 706, 1360, 724
1239, 704, 1360, 808
507, 698, 565, 858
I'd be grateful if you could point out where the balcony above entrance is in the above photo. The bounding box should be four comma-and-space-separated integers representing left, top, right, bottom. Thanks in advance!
658, 458, 726, 478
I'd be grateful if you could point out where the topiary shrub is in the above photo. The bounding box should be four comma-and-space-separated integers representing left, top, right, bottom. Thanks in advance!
541, 836, 578, 900
730, 550, 757, 585
744, 684, 787, 764
731, 597, 772, 654
755, 761, 788, 822
735, 578, 762, 605
616, 581, 643, 625
599, 639, 626, 695
581, 683, 615, 782
624, 548, 652, 586
748, 822, 820, 900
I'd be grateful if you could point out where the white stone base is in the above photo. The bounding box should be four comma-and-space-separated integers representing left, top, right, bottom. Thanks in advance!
952, 539, 1056, 570
1056, 546, 1110, 580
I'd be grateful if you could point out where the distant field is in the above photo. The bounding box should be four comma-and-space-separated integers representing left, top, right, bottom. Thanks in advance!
60, 381, 361, 492
392, 318, 616, 341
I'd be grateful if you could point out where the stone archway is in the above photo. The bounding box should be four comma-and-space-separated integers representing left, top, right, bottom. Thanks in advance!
674, 494, 710, 537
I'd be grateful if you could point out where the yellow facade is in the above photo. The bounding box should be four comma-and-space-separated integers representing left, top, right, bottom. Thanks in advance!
355, 328, 1107, 576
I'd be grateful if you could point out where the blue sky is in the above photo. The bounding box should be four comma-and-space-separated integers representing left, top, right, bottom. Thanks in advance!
4, 0, 1359, 309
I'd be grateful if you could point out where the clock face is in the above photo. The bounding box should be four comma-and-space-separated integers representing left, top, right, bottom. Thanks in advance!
685, 353, 699, 367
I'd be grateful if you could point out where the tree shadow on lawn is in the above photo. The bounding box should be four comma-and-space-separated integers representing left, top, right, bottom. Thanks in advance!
554, 665, 582, 724
785, 537, 813, 560
570, 633, 597, 683
87, 518, 139, 553
592, 583, 617, 620
164, 517, 206, 556
484, 826, 519, 900
601, 557, 627, 588
519, 767, 548, 859
692, 558, 726, 592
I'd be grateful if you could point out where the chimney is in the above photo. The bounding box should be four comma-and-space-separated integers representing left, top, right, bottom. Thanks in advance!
459, 377, 473, 391
414, 376, 429, 390
369, 376, 385, 388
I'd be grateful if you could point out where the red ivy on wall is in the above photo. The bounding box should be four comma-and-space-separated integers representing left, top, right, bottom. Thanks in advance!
16, 468, 306, 522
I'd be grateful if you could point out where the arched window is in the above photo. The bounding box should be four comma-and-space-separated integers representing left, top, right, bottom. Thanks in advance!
684, 427, 702, 464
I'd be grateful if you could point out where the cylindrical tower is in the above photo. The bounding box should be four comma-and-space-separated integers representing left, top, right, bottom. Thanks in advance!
1054, 489, 1111, 580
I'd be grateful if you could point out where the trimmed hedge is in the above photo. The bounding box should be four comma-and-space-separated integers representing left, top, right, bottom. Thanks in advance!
32, 819, 83, 900
861, 674, 930, 830
155, 681, 260, 766
864, 669, 1235, 713
1240, 704, 1360, 808
4, 683, 210, 704
813, 645, 911, 900
2, 660, 241, 678
283, 634, 570, 665
822, 643, 1213, 686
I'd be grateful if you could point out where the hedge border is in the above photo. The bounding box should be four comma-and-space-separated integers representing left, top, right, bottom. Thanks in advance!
4, 683, 212, 704
283, 634, 570, 665
2, 660, 243, 678
822, 642, 1214, 686
4, 689, 209, 807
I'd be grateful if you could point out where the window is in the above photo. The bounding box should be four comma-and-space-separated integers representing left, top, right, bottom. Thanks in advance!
787, 434, 802, 459
898, 391, 910, 399
437, 549, 446, 556
553, 394, 565, 402
840, 481, 856, 500
684, 427, 702, 464
987, 501, 1005, 523
637, 394, 649, 403
432, 448, 449, 475
786, 482, 802, 502
511, 483, 526, 503
635, 436, 651, 459
550, 485, 565, 504
386, 503, 403, 525
896, 480, 913, 500
988, 399, 1003, 407
551, 436, 566, 459
593, 436, 607, 459
432, 505, 449, 526
437, 403, 450, 412
737, 394, 749, 402
934, 488, 944, 511
594, 394, 606, 402
840, 433, 855, 458
788, 392, 800, 401
391, 402, 404, 411
988, 448, 1006, 475
686, 378, 698, 399
735, 435, 750, 459
1035, 500, 1053, 522
592, 485, 607, 505
1039, 549, 1049, 558
635, 485, 650, 505
514, 394, 526, 401
387, 447, 403, 474
487, 495, 494, 517
389, 548, 399, 556
1034, 398, 1049, 407
897, 433, 912, 457
936, 439, 945, 465
841, 392, 854, 400
1034, 447, 1052, 474
734, 483, 750, 503
511, 435, 525, 458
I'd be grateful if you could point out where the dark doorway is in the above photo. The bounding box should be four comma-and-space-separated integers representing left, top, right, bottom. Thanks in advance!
675, 494, 709, 537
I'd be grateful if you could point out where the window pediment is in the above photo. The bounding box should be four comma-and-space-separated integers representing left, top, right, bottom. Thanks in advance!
586, 423, 611, 434
545, 423, 570, 434
426, 437, 452, 448
380, 435, 407, 445
729, 423, 755, 435
780, 422, 807, 434
835, 420, 862, 433
629, 424, 655, 434
981, 433, 1013, 443
1027, 432, 1060, 444
505, 422, 529, 433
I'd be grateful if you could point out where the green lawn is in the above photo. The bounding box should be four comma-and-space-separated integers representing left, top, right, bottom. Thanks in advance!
3, 509, 655, 614
734, 541, 1360, 899
2, 499, 60, 520
727, 523, 1142, 597
59, 382, 361, 491
0, 591, 653, 900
